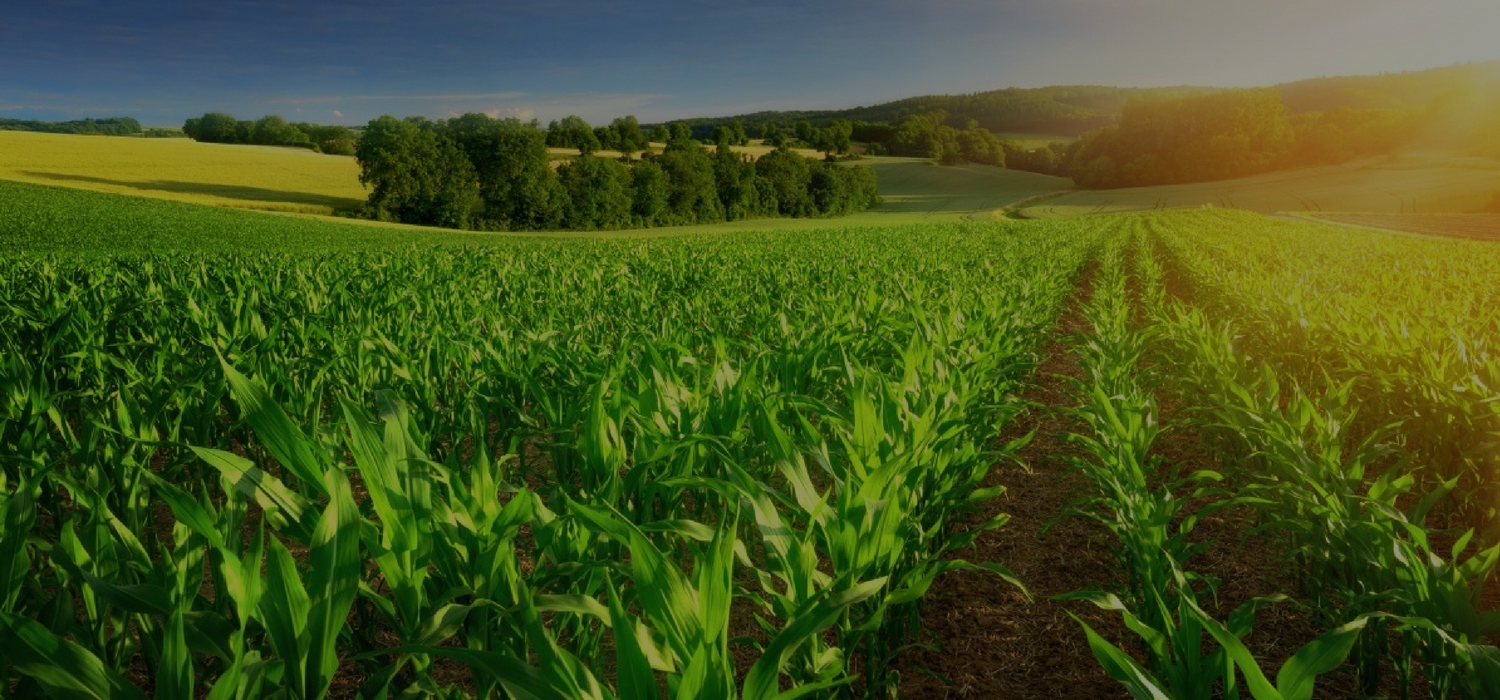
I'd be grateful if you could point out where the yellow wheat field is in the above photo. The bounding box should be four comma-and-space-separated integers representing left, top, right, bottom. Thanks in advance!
0, 131, 368, 215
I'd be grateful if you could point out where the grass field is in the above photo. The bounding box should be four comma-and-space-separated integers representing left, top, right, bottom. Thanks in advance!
0, 179, 532, 255
1020, 151, 1500, 217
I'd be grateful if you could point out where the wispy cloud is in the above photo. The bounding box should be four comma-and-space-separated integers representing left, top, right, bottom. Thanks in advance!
331, 109, 343, 118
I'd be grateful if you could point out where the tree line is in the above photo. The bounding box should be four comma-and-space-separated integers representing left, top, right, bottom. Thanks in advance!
182, 112, 357, 155
355, 113, 880, 231
655, 113, 1010, 166
0, 117, 142, 136
854, 113, 1008, 165
661, 85, 1167, 141
544, 114, 651, 157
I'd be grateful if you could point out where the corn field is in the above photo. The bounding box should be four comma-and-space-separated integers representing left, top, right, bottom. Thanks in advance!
2, 210, 1499, 698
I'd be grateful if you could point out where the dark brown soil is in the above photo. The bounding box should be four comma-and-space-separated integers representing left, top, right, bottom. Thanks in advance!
896, 266, 1131, 699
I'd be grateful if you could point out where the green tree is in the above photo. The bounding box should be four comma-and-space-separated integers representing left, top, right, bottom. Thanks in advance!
297, 123, 357, 155
658, 140, 723, 223
611, 115, 647, 159
794, 120, 814, 144
548, 115, 601, 155
808, 162, 849, 214
958, 125, 1005, 166
593, 124, 619, 152
187, 112, 242, 143
557, 155, 633, 230
445, 113, 565, 230
713, 146, 757, 220
355, 115, 479, 228
813, 120, 853, 157
630, 159, 671, 226
754, 147, 814, 217
761, 122, 787, 148
251, 115, 310, 147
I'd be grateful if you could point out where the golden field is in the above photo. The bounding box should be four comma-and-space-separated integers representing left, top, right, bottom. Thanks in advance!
0, 131, 367, 215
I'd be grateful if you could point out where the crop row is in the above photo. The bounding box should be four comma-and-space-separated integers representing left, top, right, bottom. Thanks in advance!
1149, 209, 1500, 533
0, 222, 1102, 698
1128, 213, 1500, 697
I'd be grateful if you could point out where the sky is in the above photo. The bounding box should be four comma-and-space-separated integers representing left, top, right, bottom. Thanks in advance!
3, 0, 1499, 127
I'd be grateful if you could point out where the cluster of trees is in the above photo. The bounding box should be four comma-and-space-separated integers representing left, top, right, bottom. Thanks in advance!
710, 120, 752, 148
0, 117, 141, 136
1067, 89, 1295, 188
356, 113, 880, 231
182, 112, 357, 155
544, 115, 650, 157
846, 112, 1006, 165
1002, 141, 1070, 177
897, 113, 1005, 165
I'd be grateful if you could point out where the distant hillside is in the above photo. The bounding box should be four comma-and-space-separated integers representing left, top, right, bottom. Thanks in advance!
662, 86, 1215, 139
1275, 61, 1500, 113
663, 60, 1500, 144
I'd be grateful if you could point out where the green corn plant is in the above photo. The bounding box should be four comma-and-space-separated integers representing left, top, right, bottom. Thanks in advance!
1151, 283, 1500, 696
3, 217, 1111, 697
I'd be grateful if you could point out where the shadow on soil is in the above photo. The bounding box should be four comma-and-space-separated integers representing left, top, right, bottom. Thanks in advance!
20, 171, 363, 210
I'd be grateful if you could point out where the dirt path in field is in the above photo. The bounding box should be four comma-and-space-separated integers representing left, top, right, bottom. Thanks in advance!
896, 264, 1130, 699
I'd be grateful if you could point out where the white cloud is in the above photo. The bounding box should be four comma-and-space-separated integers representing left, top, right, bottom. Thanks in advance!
484, 107, 536, 120
331, 110, 343, 118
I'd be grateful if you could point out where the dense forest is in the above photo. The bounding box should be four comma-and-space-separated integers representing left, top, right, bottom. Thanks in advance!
0, 117, 143, 136
355, 114, 879, 231
1063, 74, 1499, 189
1066, 89, 1298, 188
182, 112, 358, 155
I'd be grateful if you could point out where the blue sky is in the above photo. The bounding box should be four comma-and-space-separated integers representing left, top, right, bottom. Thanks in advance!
3, 0, 1498, 127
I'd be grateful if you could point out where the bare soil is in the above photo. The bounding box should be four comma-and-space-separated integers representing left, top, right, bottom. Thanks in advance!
896, 265, 1130, 699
